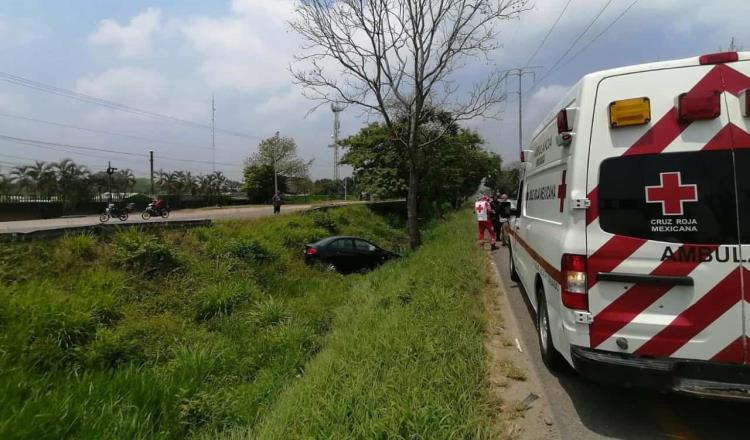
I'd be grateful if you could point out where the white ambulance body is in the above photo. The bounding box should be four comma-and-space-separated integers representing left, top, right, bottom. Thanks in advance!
509, 51, 750, 399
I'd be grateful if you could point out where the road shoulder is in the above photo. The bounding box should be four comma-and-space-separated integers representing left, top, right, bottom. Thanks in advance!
483, 249, 561, 439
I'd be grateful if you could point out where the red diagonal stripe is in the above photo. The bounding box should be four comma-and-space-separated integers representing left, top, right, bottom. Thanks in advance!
586, 187, 599, 225
623, 108, 690, 157
730, 124, 750, 148
720, 64, 750, 96
587, 235, 647, 289
635, 267, 742, 358
590, 244, 716, 348
711, 336, 745, 365
703, 123, 735, 150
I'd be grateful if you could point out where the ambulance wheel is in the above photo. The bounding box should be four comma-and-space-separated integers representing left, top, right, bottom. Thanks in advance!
509, 245, 519, 282
536, 284, 565, 372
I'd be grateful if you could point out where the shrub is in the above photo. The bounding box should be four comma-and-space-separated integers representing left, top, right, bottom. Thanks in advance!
251, 297, 289, 328
56, 233, 97, 260
228, 240, 276, 263
309, 211, 338, 233
196, 280, 257, 321
112, 229, 179, 273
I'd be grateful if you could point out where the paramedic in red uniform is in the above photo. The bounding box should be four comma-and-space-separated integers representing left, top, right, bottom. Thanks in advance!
474, 194, 497, 249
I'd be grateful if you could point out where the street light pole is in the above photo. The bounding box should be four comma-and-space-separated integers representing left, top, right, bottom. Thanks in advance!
149, 150, 154, 196
106, 161, 118, 204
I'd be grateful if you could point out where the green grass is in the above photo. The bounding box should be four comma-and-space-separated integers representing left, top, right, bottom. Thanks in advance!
231, 210, 495, 439
0, 206, 495, 439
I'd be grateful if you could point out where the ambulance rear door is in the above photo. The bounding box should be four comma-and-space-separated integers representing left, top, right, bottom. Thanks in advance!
585, 60, 744, 362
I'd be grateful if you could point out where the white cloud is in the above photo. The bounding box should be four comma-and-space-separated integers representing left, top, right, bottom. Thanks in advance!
76, 67, 167, 105
179, 0, 296, 94
88, 8, 161, 58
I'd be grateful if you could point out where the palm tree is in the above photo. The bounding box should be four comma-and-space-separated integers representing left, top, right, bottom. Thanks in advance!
158, 170, 181, 196
10, 161, 55, 197
179, 171, 198, 196
112, 168, 136, 193
54, 158, 90, 202
0, 172, 11, 194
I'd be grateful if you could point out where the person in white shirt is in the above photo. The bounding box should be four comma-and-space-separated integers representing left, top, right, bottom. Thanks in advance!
474, 194, 496, 249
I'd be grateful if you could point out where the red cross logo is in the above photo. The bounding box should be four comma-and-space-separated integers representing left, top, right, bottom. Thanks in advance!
558, 170, 567, 213
645, 172, 698, 216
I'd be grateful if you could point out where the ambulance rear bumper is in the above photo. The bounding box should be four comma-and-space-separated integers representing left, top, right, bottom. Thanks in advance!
571, 346, 750, 401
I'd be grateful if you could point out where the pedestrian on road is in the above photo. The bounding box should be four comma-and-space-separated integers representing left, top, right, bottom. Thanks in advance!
272, 192, 282, 215
490, 194, 503, 243
474, 194, 497, 250
498, 194, 512, 246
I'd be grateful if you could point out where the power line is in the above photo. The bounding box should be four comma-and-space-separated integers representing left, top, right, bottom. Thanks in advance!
530, 0, 614, 90
0, 111, 231, 152
0, 71, 261, 140
524, 0, 574, 68
0, 133, 243, 170
557, 0, 641, 71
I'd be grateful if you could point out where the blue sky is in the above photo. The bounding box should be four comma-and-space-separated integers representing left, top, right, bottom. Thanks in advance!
0, 0, 748, 180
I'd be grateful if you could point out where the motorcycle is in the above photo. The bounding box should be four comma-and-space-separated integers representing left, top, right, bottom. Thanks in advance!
141, 203, 170, 220
100, 203, 129, 223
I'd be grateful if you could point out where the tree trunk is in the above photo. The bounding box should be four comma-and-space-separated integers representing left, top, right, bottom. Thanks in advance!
407, 160, 420, 250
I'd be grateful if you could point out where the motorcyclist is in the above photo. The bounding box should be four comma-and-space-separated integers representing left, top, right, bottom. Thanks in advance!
153, 196, 166, 214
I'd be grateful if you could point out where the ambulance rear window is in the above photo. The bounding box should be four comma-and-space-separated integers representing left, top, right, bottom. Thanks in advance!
598, 151, 737, 244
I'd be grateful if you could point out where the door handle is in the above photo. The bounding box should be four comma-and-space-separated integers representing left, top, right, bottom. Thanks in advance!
597, 272, 694, 286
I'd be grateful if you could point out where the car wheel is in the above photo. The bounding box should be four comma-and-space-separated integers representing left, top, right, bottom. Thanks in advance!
509, 245, 520, 282
536, 283, 565, 372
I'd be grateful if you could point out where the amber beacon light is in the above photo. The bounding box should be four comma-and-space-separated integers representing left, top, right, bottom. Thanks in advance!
609, 97, 651, 128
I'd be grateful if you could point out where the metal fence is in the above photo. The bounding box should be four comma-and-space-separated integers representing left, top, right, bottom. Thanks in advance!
0, 193, 134, 204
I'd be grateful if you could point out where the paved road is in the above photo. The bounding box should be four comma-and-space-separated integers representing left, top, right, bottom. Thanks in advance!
490, 247, 748, 440
0, 203, 321, 234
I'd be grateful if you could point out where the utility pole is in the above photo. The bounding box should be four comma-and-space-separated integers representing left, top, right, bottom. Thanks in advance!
330, 103, 345, 182
507, 67, 542, 153
211, 95, 216, 173
149, 150, 155, 196
106, 161, 118, 204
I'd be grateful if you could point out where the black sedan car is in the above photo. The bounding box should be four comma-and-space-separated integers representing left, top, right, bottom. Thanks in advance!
304, 236, 398, 273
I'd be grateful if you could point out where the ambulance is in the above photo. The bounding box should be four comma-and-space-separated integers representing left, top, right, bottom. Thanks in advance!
509, 51, 750, 399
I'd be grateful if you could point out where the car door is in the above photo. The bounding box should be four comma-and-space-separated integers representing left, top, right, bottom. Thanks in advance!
586, 63, 744, 362
330, 238, 356, 271
353, 239, 377, 269
725, 58, 750, 363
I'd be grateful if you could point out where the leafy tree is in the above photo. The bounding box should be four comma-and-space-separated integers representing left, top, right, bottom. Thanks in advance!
342, 109, 496, 215
244, 132, 308, 196
292, 0, 527, 248
243, 164, 288, 203
493, 162, 522, 197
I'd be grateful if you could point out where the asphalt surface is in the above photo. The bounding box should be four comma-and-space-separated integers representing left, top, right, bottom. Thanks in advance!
0, 203, 320, 234
490, 246, 749, 440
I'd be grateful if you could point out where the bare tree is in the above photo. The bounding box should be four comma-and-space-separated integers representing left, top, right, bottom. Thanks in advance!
292, 0, 528, 248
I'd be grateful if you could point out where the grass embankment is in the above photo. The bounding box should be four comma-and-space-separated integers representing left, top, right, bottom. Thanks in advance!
239, 210, 496, 439
1, 206, 501, 439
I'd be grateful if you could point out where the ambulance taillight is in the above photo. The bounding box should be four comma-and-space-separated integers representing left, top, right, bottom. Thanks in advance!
556, 109, 571, 134
561, 254, 588, 311
678, 90, 721, 122
699, 51, 738, 65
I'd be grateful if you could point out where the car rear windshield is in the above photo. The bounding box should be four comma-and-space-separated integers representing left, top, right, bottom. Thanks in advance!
598, 151, 737, 244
